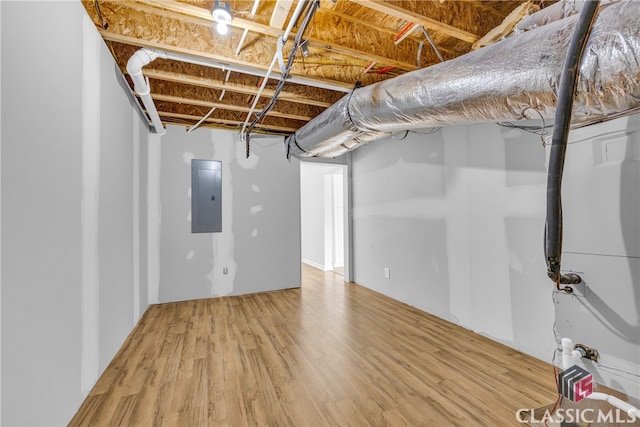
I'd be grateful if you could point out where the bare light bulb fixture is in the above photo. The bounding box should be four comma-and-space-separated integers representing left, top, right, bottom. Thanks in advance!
212, 0, 232, 35
216, 22, 229, 35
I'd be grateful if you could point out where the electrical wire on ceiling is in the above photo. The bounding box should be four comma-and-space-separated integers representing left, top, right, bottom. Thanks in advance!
94, 0, 117, 58
497, 122, 553, 147
391, 130, 409, 140
94, 0, 108, 29
411, 128, 442, 136
188, 70, 232, 133
244, 0, 320, 145
417, 27, 444, 68
497, 106, 552, 146
391, 128, 443, 140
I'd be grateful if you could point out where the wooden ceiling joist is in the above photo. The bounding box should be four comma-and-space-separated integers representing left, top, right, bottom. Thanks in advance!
154, 99, 305, 129
472, 1, 540, 50
143, 69, 332, 108
99, 31, 353, 92
349, 0, 480, 44
458, 0, 511, 19
158, 111, 297, 133
123, 0, 419, 72
316, 8, 456, 57
150, 93, 313, 122
84, 0, 549, 137
269, 0, 294, 29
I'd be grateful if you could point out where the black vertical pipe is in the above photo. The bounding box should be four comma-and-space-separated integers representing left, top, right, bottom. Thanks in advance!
545, 0, 600, 286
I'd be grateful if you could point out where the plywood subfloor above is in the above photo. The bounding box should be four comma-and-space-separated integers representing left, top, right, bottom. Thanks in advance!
82, 0, 551, 136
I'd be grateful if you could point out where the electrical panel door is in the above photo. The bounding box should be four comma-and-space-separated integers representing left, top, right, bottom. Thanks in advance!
191, 159, 222, 233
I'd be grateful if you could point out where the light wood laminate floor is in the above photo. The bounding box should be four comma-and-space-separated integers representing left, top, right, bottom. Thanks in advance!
70, 264, 556, 426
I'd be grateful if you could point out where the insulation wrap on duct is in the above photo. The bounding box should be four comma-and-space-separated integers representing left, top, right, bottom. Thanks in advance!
285, 95, 392, 157
286, 0, 640, 158
513, 0, 617, 35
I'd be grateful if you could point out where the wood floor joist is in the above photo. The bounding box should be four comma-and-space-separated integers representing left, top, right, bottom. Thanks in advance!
157, 111, 297, 133
116, 0, 420, 72
83, 0, 552, 136
142, 69, 333, 109
350, 0, 480, 44
151, 93, 313, 122
99, 31, 354, 91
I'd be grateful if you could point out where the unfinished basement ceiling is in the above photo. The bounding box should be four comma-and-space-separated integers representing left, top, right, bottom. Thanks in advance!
82, 0, 552, 136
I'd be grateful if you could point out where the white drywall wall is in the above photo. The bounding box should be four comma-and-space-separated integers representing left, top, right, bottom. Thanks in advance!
1, 2, 146, 425
153, 126, 301, 302
553, 115, 639, 398
96, 33, 136, 375
2, 3, 84, 424
352, 117, 639, 398
0, 1, 3, 422
80, 10, 101, 395
137, 113, 151, 315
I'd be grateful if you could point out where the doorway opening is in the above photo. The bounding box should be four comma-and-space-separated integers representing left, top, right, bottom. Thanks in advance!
300, 162, 349, 279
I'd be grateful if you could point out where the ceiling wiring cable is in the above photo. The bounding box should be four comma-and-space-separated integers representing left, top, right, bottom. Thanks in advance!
422, 27, 444, 63
94, 0, 118, 58
497, 106, 552, 146
497, 121, 553, 140
411, 127, 442, 135
545, 361, 563, 427
248, 29, 314, 134
392, 130, 409, 140
189, 70, 232, 133
94, 0, 107, 29
246, 0, 319, 137
187, 106, 217, 133
546, 329, 565, 427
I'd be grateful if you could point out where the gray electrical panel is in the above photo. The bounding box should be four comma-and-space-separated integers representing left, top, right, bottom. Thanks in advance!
191, 159, 222, 233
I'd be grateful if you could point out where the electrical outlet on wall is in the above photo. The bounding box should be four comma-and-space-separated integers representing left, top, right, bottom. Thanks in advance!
384, 267, 390, 279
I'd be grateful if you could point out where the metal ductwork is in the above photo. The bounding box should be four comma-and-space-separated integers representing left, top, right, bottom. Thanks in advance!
286, 0, 640, 158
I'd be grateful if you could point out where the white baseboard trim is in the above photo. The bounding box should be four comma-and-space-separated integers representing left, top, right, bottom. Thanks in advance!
302, 258, 331, 271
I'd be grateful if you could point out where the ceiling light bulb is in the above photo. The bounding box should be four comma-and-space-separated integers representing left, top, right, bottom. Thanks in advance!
216, 22, 228, 35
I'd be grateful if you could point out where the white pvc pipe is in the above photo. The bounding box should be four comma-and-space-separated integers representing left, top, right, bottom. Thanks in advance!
241, 50, 280, 135
560, 337, 640, 419
125, 45, 349, 134
126, 49, 167, 135
235, 30, 250, 56
562, 337, 574, 369
587, 392, 640, 418
251, 0, 260, 15
188, 71, 231, 133
235, 0, 261, 56
125, 45, 348, 134
282, 0, 307, 44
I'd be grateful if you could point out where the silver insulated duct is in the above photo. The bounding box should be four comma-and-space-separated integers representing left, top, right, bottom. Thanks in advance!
286, 0, 640, 158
